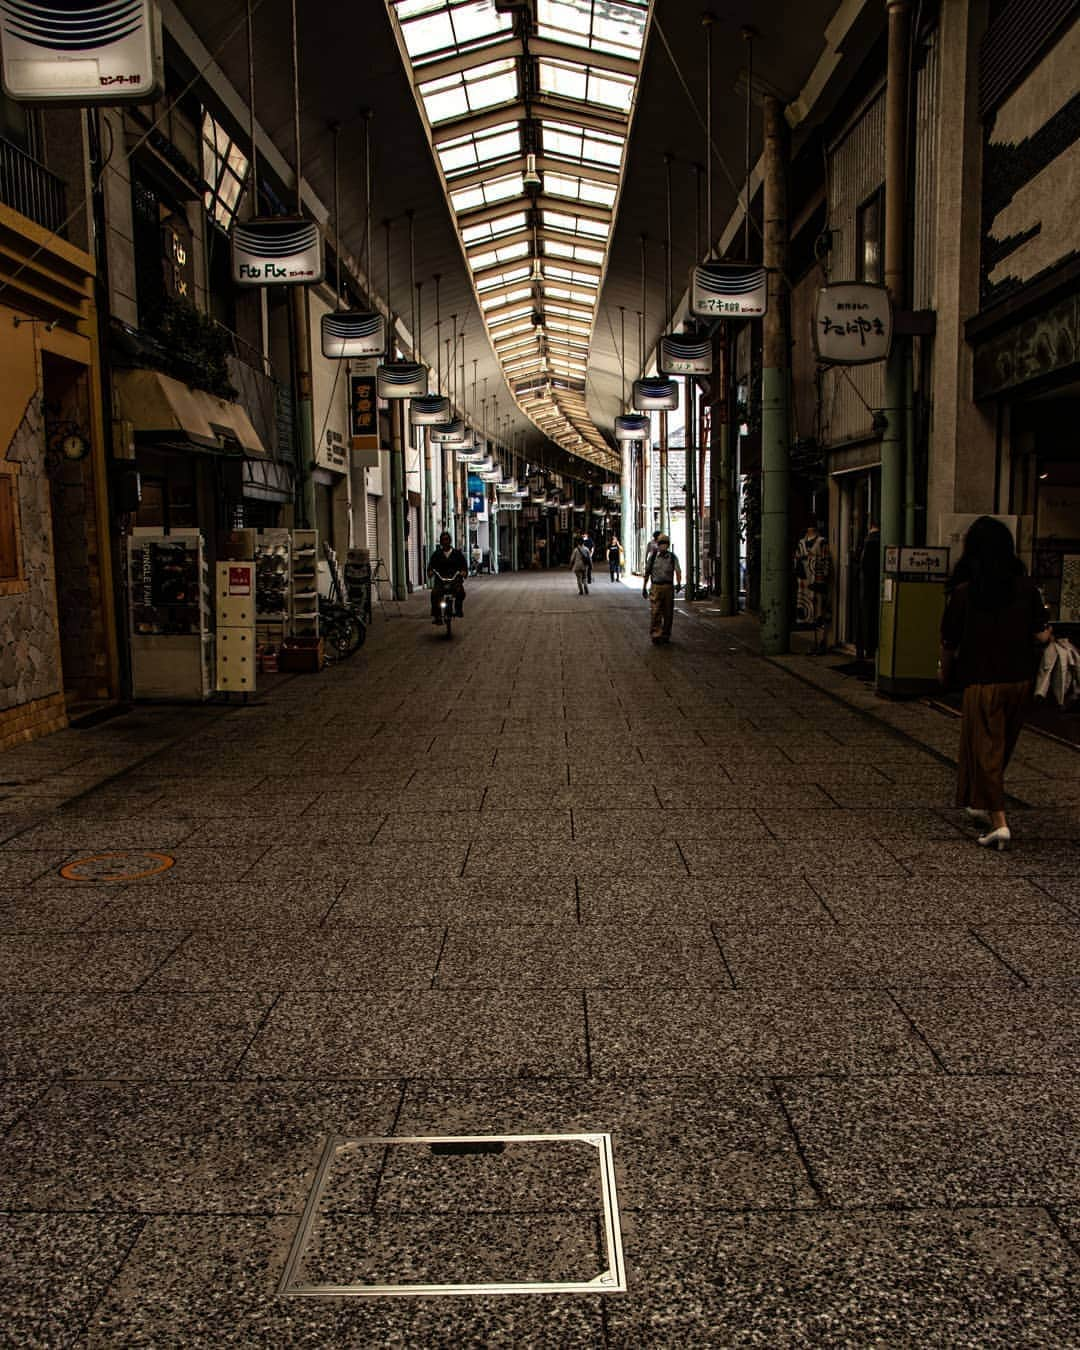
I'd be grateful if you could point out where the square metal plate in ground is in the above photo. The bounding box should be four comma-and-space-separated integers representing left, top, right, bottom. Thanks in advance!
279, 1133, 626, 1298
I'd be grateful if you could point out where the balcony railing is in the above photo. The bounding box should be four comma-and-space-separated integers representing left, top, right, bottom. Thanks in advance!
0, 136, 67, 236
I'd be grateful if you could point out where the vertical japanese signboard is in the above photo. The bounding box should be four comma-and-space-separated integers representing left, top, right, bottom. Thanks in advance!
350, 375, 378, 451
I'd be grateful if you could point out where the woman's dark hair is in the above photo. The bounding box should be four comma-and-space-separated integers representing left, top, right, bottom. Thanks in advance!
949, 515, 1024, 607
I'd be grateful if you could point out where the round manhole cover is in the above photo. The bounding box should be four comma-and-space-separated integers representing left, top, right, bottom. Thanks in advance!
59, 852, 175, 883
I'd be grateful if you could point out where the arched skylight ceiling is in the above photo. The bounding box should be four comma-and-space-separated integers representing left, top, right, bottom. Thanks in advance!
387, 0, 652, 474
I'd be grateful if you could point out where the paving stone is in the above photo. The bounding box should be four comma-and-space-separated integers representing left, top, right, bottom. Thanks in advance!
681, 838, 907, 878
0, 992, 274, 1078
242, 990, 587, 1079
588, 988, 935, 1076
436, 924, 731, 989
895, 988, 1080, 1074
719, 923, 1021, 990
0, 887, 114, 930
0, 852, 71, 886
0, 1079, 50, 1134
975, 922, 1080, 985
0, 1081, 399, 1212
149, 926, 445, 991
0, 1214, 144, 1347
606, 1208, 1080, 1347
331, 875, 576, 924
778, 1076, 1080, 1206
90, 882, 339, 930
577, 874, 834, 925
813, 875, 1071, 926
0, 932, 183, 991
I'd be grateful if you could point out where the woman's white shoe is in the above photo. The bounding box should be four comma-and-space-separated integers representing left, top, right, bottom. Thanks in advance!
964, 807, 992, 828
976, 826, 1011, 851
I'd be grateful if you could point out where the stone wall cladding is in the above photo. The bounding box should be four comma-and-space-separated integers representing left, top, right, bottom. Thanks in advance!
1, 395, 64, 727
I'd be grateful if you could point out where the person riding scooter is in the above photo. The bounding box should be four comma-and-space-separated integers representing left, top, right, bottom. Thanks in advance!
428, 532, 468, 623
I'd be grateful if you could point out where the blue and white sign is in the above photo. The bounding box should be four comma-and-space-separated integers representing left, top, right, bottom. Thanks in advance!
632, 377, 679, 412
232, 218, 323, 286
614, 413, 650, 442
410, 394, 450, 426
429, 419, 465, 444
0, 0, 163, 102
689, 262, 767, 319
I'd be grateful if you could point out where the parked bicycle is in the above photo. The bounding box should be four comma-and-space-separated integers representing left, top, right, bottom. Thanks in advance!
319, 595, 365, 661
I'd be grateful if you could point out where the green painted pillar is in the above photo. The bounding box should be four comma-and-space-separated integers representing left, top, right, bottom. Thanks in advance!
759, 95, 791, 656
290, 288, 317, 529
389, 400, 408, 601
424, 428, 435, 587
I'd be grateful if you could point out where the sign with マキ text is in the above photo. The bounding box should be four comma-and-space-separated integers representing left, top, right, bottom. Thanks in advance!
813, 283, 892, 365
690, 263, 767, 319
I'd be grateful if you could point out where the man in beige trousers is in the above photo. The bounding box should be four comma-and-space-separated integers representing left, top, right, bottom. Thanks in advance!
642, 534, 681, 643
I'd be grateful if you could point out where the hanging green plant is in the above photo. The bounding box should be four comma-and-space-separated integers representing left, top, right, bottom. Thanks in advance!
146, 298, 236, 399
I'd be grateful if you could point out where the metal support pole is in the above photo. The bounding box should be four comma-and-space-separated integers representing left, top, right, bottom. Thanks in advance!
290, 288, 316, 529
685, 376, 697, 598
759, 94, 791, 656
882, 0, 910, 557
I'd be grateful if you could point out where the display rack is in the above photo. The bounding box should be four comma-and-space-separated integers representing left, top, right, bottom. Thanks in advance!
127, 529, 213, 700
290, 528, 320, 637
255, 529, 291, 654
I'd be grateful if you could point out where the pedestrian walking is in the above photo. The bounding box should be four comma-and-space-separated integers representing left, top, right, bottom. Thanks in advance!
642, 533, 681, 643
794, 521, 833, 654
581, 531, 594, 584
939, 516, 1052, 851
607, 535, 622, 582
569, 536, 591, 595
644, 530, 661, 568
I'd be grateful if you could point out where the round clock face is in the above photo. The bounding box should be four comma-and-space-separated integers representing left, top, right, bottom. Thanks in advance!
61, 434, 88, 461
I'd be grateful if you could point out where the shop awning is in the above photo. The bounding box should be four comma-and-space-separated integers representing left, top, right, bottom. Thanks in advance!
113, 369, 267, 457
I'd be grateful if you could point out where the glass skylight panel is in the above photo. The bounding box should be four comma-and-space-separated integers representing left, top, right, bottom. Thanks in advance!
488, 304, 534, 327
419, 58, 518, 124
543, 263, 598, 285
543, 238, 605, 265
537, 59, 634, 112
396, 0, 512, 60
450, 172, 524, 213
477, 265, 531, 291
202, 110, 249, 232
543, 171, 617, 208
543, 210, 610, 240
545, 285, 596, 306
462, 211, 527, 244
482, 286, 532, 311
437, 123, 520, 176
541, 119, 624, 168
536, 0, 648, 60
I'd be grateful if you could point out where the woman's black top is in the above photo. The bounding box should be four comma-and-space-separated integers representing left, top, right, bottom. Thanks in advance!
940, 577, 1048, 686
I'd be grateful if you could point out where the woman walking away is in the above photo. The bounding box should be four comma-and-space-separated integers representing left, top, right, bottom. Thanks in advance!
569, 536, 591, 595
607, 535, 623, 583
940, 516, 1052, 850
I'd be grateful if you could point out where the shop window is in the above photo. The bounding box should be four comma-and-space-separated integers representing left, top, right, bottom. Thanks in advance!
856, 188, 883, 284
0, 472, 23, 589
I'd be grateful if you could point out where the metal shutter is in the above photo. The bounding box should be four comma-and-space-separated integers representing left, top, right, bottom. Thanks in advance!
366, 494, 380, 558
979, 0, 1079, 117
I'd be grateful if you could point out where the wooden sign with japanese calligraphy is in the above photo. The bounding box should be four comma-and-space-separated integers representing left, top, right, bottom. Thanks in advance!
813, 283, 893, 365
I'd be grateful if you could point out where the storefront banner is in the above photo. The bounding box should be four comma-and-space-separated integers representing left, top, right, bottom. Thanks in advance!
813, 283, 892, 364
349, 375, 378, 450
602, 483, 619, 498
494, 500, 522, 511
659, 335, 712, 375
1, 0, 163, 103
376, 361, 427, 399
632, 377, 679, 411
320, 311, 385, 359
690, 262, 767, 319
232, 218, 323, 286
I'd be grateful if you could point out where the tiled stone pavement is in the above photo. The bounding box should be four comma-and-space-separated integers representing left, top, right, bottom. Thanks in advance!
0, 571, 1078, 1345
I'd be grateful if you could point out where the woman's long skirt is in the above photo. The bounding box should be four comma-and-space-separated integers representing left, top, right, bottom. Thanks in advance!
956, 680, 1031, 811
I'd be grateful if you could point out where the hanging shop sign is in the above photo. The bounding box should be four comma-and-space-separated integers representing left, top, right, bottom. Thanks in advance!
689, 262, 768, 319
409, 394, 450, 426
602, 483, 619, 499
883, 546, 950, 580
376, 361, 427, 400
495, 499, 522, 511
232, 218, 323, 286
632, 377, 679, 411
429, 419, 465, 444
320, 310, 385, 360
813, 283, 892, 365
0, 0, 164, 103
349, 374, 378, 450
467, 473, 485, 513
659, 335, 713, 376
614, 413, 650, 441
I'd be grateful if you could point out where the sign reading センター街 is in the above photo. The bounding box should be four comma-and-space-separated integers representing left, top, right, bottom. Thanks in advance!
813, 283, 893, 364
